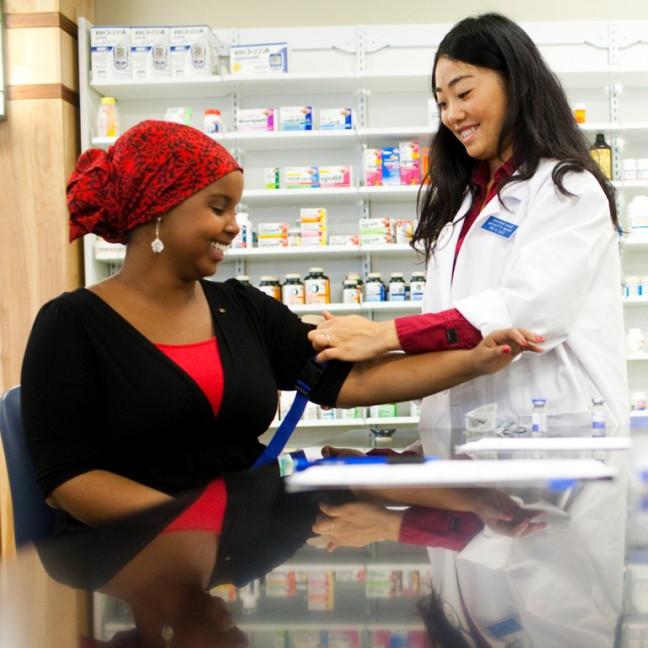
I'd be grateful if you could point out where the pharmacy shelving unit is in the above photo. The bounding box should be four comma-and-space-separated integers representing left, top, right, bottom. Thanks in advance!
78, 18, 648, 433
78, 21, 648, 640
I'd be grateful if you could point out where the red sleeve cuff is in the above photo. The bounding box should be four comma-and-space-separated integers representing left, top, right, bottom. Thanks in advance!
398, 508, 484, 551
395, 308, 482, 354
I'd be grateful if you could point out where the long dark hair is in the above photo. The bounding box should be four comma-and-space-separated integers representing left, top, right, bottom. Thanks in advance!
413, 13, 618, 261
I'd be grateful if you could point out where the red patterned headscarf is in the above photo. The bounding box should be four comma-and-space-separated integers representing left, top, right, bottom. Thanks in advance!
67, 120, 242, 243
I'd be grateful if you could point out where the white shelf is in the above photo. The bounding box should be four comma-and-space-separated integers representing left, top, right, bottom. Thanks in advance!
360, 185, 421, 202
289, 302, 421, 315
624, 297, 648, 305
242, 187, 361, 205
221, 71, 359, 94
222, 129, 359, 151
268, 416, 419, 431
90, 75, 229, 100
629, 355, 648, 361
615, 180, 648, 190
624, 233, 648, 248
93, 243, 417, 265
361, 126, 436, 139
632, 411, 648, 418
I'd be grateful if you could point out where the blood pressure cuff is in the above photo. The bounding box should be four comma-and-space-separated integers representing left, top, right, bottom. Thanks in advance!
210, 465, 355, 588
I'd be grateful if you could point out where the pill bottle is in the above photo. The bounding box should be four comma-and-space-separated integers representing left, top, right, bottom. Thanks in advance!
365, 272, 386, 302
388, 272, 407, 302
591, 398, 606, 436
590, 133, 612, 180
203, 109, 223, 134
410, 271, 427, 301
304, 267, 330, 305
531, 398, 547, 436
97, 96, 119, 138
282, 273, 305, 305
258, 276, 281, 301
235, 275, 251, 286
573, 103, 587, 124
342, 279, 362, 304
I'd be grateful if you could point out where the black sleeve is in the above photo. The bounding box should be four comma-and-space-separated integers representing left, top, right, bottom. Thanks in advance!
21, 296, 105, 497
225, 279, 353, 406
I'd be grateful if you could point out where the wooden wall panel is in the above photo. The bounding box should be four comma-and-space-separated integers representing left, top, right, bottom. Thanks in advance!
0, 0, 93, 568
0, 546, 90, 647
6, 27, 62, 85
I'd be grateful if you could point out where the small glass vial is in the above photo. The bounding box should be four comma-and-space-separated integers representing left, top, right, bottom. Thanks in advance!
258, 275, 281, 301
235, 274, 251, 286
365, 272, 386, 302
97, 96, 119, 138
410, 271, 426, 301
591, 398, 606, 436
282, 273, 305, 305
388, 272, 407, 302
203, 108, 223, 135
531, 398, 547, 436
304, 267, 330, 305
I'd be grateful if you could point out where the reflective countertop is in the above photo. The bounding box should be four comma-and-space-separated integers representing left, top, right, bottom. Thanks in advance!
1, 425, 644, 648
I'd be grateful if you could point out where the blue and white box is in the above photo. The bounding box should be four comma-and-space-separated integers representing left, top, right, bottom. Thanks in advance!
230, 42, 288, 75
279, 106, 313, 131
131, 26, 171, 79
90, 26, 131, 81
381, 146, 401, 186
319, 108, 353, 130
171, 25, 220, 77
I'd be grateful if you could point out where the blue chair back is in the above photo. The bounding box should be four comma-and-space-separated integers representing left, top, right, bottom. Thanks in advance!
0, 386, 56, 546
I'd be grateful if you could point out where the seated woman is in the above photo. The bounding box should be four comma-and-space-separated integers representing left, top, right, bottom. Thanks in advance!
22, 119, 540, 647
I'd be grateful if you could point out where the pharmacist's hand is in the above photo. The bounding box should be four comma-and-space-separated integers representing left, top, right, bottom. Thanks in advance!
310, 502, 403, 551
472, 328, 544, 375
472, 489, 546, 537
308, 312, 401, 363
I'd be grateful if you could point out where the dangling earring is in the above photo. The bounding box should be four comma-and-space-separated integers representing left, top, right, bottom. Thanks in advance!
161, 625, 174, 646
151, 217, 164, 254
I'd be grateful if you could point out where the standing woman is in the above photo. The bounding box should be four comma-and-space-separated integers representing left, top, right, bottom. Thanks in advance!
311, 13, 627, 429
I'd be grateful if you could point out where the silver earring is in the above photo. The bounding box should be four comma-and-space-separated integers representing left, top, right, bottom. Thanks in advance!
161, 625, 174, 646
151, 218, 164, 254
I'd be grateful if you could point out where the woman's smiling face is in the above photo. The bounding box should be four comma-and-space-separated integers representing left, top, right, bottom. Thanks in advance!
435, 56, 512, 174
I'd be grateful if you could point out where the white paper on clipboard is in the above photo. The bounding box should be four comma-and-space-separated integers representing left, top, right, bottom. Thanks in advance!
455, 437, 632, 454
286, 459, 616, 492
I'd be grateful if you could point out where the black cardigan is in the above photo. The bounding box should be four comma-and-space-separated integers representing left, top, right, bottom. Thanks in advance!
21, 278, 352, 500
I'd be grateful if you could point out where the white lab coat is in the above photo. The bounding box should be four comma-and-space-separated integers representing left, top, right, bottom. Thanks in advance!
425, 451, 627, 648
419, 159, 628, 430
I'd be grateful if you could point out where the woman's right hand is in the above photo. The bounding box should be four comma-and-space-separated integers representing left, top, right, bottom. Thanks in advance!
307, 311, 401, 363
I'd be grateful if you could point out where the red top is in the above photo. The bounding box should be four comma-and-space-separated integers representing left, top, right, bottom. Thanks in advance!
155, 338, 227, 534
395, 159, 517, 354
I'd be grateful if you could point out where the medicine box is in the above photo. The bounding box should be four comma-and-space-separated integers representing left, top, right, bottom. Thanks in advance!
171, 25, 219, 77
319, 108, 353, 130
359, 218, 393, 245
381, 147, 401, 186
364, 148, 382, 186
318, 165, 352, 188
235, 108, 276, 132
131, 26, 171, 80
399, 140, 421, 185
279, 106, 313, 131
264, 167, 280, 189
285, 166, 319, 189
90, 26, 132, 81
230, 41, 288, 75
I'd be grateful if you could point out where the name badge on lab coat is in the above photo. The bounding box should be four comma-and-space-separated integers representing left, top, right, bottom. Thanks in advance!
481, 216, 519, 239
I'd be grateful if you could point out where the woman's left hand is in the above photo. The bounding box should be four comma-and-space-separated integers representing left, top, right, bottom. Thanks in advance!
471, 328, 544, 375
310, 502, 403, 551
471, 489, 546, 537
